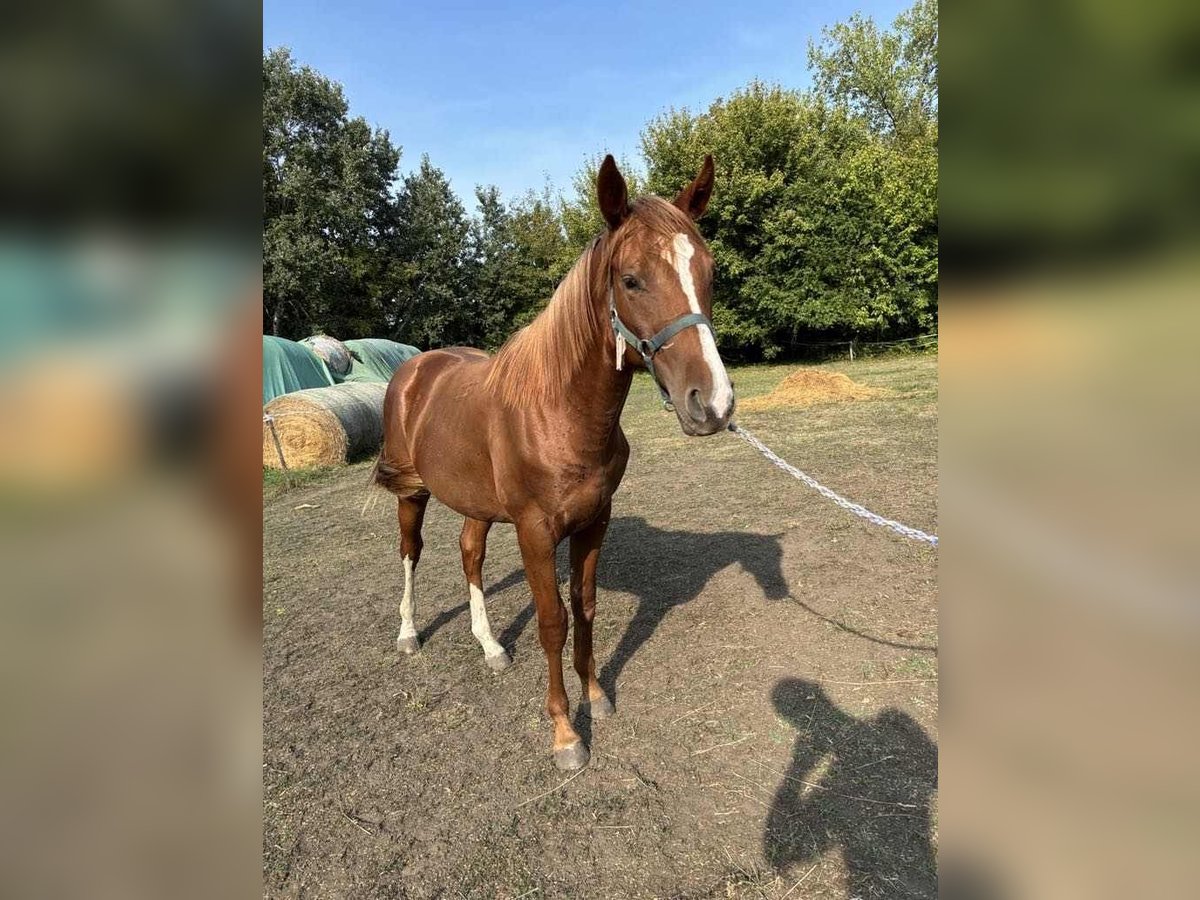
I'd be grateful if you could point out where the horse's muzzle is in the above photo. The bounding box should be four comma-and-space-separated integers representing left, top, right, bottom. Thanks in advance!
677, 385, 734, 436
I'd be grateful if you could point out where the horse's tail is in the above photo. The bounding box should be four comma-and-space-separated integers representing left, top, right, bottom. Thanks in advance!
370, 455, 429, 500
370, 356, 433, 503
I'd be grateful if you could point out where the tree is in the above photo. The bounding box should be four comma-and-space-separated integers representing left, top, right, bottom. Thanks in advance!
262, 2, 938, 359
262, 48, 400, 338
384, 156, 475, 348
641, 78, 936, 358
472, 187, 568, 347
558, 154, 644, 268
469, 185, 516, 348
506, 193, 569, 330
808, 0, 937, 145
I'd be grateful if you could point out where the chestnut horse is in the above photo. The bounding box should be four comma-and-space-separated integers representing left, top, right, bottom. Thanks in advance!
374, 155, 734, 769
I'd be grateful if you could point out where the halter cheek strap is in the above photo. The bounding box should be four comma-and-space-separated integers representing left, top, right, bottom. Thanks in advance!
608, 284, 716, 406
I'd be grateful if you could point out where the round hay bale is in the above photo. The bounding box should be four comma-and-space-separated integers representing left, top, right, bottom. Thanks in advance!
300, 334, 353, 379
740, 369, 882, 411
262, 382, 389, 469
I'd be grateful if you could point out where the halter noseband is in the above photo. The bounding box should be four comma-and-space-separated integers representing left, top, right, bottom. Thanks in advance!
608, 283, 715, 407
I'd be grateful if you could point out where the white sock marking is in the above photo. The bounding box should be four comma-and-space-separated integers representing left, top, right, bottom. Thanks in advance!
670, 233, 734, 417
469, 583, 505, 659
399, 555, 417, 639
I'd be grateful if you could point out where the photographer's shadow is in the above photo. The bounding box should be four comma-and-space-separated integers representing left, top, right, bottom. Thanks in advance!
489, 515, 789, 703
765, 677, 938, 898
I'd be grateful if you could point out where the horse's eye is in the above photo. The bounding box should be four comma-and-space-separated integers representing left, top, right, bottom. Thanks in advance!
621, 275, 641, 291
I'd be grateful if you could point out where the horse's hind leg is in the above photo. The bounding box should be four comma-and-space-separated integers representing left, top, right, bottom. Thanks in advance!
395, 494, 429, 655
460, 518, 511, 671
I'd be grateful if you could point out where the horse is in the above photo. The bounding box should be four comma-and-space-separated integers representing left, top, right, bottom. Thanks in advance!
373, 154, 735, 769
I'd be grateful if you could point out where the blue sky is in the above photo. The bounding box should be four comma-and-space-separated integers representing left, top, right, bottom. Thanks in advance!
263, 0, 909, 206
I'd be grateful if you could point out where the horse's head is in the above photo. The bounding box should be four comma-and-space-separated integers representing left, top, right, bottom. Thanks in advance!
599, 155, 735, 436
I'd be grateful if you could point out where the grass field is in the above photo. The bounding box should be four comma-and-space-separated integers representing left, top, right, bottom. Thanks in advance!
263, 354, 938, 899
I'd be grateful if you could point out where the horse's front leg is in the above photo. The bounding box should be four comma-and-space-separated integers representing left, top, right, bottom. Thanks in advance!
517, 519, 587, 770
570, 501, 614, 719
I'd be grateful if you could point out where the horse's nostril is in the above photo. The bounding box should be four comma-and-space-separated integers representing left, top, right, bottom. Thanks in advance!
686, 387, 706, 422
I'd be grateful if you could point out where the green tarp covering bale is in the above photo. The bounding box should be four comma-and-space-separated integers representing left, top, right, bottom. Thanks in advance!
343, 338, 421, 384
262, 382, 389, 469
300, 334, 353, 379
262, 336, 334, 405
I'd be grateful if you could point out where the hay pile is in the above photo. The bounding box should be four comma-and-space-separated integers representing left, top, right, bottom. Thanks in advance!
300, 334, 353, 379
263, 382, 389, 469
740, 369, 881, 411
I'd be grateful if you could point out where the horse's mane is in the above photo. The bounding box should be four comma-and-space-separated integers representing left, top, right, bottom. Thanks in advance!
485, 196, 698, 408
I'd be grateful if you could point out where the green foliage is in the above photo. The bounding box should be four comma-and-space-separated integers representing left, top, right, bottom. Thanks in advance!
261, 0, 938, 359
385, 156, 475, 348
472, 187, 568, 347
632, 1, 939, 360
263, 48, 400, 338
261, 49, 566, 350
809, 0, 937, 145
558, 154, 644, 264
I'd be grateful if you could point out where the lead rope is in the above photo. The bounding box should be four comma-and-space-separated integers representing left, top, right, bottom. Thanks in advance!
727, 422, 938, 546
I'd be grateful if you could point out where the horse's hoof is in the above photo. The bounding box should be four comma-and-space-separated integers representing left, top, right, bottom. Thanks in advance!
581, 693, 615, 719
553, 741, 590, 771
485, 650, 512, 672
396, 634, 420, 655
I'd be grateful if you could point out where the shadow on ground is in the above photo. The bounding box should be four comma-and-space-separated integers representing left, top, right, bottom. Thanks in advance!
765, 677, 938, 898
424, 513, 931, 687
473, 515, 789, 695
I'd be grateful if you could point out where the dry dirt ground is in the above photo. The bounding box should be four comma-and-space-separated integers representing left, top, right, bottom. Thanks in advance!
264, 355, 938, 899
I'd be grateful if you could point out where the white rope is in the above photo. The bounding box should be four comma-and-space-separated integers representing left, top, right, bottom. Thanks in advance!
728, 423, 938, 547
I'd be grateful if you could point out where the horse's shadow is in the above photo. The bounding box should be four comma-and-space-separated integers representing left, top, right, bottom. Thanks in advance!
420, 513, 932, 686
766, 677, 939, 898
484, 515, 790, 704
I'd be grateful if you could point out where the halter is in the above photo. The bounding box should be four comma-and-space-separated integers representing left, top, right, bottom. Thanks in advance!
608, 283, 715, 406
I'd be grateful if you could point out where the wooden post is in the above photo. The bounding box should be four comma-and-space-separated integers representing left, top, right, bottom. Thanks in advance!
265, 414, 292, 488
848, 339, 856, 362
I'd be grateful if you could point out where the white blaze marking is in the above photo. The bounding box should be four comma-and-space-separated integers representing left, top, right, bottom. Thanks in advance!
468, 583, 505, 659
670, 233, 734, 417
399, 555, 417, 639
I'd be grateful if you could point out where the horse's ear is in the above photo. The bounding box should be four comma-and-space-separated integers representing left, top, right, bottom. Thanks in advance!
674, 154, 715, 220
597, 154, 630, 230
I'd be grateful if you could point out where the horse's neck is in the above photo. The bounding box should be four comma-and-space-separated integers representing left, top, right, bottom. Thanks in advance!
561, 280, 633, 446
